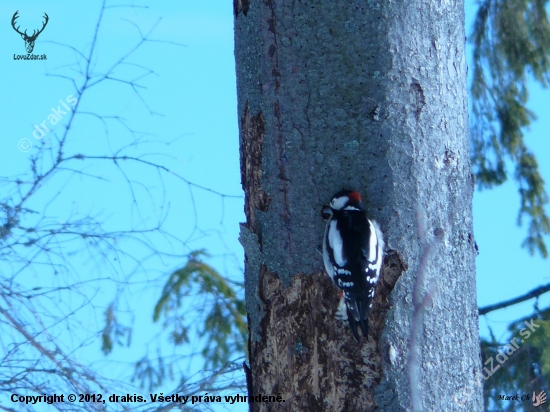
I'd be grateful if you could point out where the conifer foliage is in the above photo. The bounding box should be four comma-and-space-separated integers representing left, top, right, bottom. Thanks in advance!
471, 0, 550, 256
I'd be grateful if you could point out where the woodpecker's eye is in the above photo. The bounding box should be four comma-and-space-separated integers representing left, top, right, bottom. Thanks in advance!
321, 206, 332, 221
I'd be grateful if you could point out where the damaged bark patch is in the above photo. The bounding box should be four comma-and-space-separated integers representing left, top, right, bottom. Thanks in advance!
409, 81, 425, 120
370, 250, 408, 337
233, 0, 250, 17
249, 268, 381, 411
240, 102, 270, 234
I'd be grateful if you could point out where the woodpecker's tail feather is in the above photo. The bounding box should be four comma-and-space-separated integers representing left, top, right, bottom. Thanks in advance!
346, 306, 360, 341
357, 300, 369, 338
346, 299, 370, 340
346, 301, 369, 341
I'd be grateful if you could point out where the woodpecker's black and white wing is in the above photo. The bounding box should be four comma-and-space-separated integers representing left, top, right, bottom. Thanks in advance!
363, 219, 385, 297
322, 205, 336, 281
342, 216, 384, 339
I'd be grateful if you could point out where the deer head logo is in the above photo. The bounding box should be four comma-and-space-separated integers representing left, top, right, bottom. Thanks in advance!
11, 11, 49, 54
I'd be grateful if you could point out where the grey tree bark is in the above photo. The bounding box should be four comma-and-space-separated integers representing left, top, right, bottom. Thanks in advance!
235, 0, 482, 411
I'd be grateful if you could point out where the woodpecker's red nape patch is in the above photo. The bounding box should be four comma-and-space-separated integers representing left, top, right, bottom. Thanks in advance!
348, 191, 362, 204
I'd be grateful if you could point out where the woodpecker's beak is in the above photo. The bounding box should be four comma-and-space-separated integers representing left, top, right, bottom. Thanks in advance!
321, 206, 333, 221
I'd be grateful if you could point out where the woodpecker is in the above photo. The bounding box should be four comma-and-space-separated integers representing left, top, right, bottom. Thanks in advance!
322, 190, 384, 339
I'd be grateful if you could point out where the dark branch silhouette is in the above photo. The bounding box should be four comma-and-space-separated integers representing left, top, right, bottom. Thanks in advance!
479, 283, 550, 315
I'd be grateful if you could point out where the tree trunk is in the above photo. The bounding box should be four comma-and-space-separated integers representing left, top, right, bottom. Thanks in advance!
235, 0, 483, 410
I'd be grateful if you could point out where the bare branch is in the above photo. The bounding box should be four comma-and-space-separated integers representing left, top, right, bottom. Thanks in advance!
1, 1, 245, 406
478, 283, 550, 315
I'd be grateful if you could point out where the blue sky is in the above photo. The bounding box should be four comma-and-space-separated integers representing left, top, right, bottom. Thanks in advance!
1, 0, 548, 411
